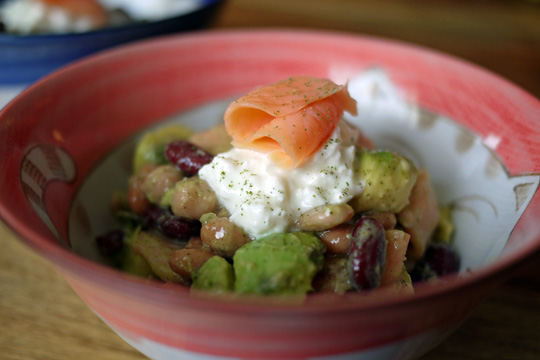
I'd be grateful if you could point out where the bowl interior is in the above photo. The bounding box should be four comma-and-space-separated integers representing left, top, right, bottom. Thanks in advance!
69, 68, 539, 277
2, 30, 540, 301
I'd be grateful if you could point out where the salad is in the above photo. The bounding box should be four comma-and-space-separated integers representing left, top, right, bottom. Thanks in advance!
0, 0, 202, 34
96, 76, 460, 296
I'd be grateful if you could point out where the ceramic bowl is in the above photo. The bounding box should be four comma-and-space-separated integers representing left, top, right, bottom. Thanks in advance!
1, 30, 539, 360
0, 0, 224, 85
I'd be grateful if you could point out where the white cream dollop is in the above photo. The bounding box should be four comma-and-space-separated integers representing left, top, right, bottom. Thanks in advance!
199, 121, 363, 238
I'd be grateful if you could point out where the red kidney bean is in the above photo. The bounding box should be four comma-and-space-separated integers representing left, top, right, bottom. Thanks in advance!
348, 217, 387, 291
165, 140, 213, 176
160, 216, 201, 241
141, 204, 200, 241
411, 243, 460, 281
426, 243, 460, 276
96, 229, 124, 256
141, 204, 165, 229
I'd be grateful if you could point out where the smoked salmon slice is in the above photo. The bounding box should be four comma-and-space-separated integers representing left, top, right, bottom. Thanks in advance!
224, 76, 358, 168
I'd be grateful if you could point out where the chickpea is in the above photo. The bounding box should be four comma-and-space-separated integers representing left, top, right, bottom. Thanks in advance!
171, 177, 218, 220
201, 217, 250, 258
141, 165, 183, 204
169, 248, 215, 282
216, 206, 230, 218
295, 204, 354, 231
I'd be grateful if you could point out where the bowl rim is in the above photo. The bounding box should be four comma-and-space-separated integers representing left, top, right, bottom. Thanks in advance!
1, 28, 540, 313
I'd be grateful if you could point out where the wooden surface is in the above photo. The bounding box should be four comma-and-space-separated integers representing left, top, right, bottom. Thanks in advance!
1, 0, 540, 359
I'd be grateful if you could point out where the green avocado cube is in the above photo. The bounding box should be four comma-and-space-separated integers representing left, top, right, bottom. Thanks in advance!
350, 150, 418, 213
116, 227, 155, 278
133, 124, 194, 173
233, 232, 325, 295
192, 256, 234, 293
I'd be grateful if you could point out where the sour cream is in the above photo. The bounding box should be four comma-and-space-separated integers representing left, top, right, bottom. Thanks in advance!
199, 121, 364, 238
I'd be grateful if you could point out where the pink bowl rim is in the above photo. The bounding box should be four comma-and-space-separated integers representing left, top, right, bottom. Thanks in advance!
1, 28, 540, 313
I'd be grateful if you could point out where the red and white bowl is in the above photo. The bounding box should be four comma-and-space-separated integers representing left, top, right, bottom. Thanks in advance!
1, 30, 539, 360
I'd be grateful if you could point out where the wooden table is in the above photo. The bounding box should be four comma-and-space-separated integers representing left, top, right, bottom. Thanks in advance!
1, 0, 539, 359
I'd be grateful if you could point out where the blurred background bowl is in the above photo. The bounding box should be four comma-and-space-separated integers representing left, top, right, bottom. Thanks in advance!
0, 29, 539, 360
0, 0, 224, 85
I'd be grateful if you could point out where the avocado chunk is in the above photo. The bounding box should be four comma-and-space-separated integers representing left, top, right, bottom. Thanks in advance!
350, 150, 418, 213
133, 124, 194, 173
233, 232, 326, 295
132, 231, 185, 283
433, 206, 454, 243
192, 256, 234, 293
116, 227, 155, 278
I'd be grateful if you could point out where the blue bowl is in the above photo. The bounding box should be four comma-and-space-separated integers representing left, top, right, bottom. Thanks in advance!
0, 0, 224, 85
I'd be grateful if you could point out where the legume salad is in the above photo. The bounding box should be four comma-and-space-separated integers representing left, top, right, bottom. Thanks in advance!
96, 76, 460, 296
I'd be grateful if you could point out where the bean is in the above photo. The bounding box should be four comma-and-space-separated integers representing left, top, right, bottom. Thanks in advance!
188, 124, 233, 155
169, 248, 215, 282
165, 140, 213, 176
380, 230, 410, 286
427, 243, 460, 276
185, 236, 204, 249
295, 204, 354, 231
127, 174, 150, 215
171, 177, 218, 220
141, 204, 201, 241
348, 217, 387, 291
160, 216, 201, 241
141, 204, 165, 229
127, 163, 157, 215
411, 243, 460, 281
96, 229, 124, 256
138, 163, 160, 177
200, 217, 250, 258
362, 211, 397, 230
216, 206, 230, 218
319, 224, 353, 255
312, 256, 353, 294
355, 130, 375, 150
397, 169, 440, 260
141, 165, 183, 204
